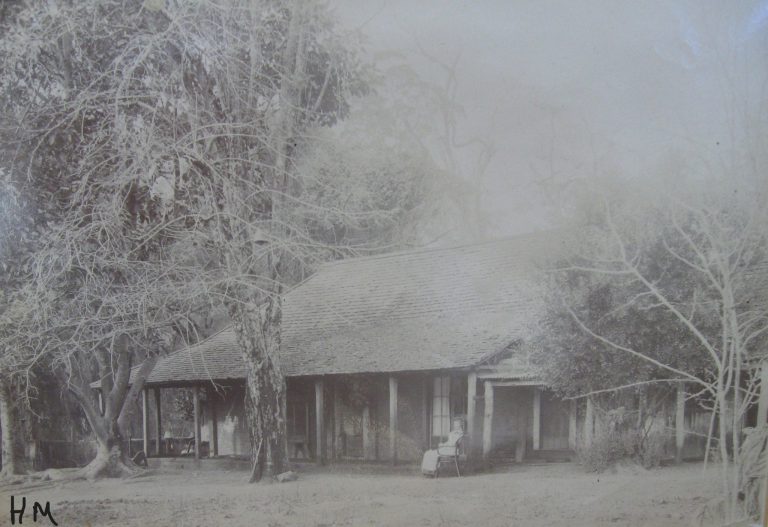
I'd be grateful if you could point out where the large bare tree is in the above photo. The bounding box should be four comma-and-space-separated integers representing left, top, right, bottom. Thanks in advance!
1, 0, 429, 480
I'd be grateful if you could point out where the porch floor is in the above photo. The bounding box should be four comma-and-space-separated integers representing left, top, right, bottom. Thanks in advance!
147, 456, 429, 475
147, 455, 251, 472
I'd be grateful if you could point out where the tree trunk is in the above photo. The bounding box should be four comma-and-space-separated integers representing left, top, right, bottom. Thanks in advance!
116, 355, 158, 436
230, 297, 287, 483
76, 395, 138, 479
81, 431, 136, 480
0, 378, 24, 477
67, 338, 147, 479
717, 388, 735, 521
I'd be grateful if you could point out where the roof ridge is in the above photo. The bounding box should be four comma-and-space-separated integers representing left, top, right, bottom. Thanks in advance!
164, 325, 233, 359
317, 229, 566, 269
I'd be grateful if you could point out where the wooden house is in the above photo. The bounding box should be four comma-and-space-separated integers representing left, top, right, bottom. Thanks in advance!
114, 232, 702, 467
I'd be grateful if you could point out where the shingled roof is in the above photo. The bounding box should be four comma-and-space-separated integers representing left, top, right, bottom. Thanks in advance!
122, 231, 571, 385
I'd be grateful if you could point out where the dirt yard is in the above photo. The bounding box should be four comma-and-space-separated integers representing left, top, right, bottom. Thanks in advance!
0, 462, 724, 527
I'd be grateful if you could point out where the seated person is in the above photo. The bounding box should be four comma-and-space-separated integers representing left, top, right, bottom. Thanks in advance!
421, 419, 465, 476
437, 428, 465, 455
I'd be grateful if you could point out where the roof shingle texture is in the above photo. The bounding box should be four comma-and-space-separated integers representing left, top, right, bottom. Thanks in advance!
136, 232, 571, 385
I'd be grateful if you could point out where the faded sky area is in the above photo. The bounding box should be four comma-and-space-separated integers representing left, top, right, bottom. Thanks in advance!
329, 0, 768, 237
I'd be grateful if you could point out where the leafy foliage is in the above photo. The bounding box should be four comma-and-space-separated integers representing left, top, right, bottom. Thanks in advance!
533, 173, 768, 520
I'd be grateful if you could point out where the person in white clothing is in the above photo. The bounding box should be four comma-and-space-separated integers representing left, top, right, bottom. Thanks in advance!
421, 418, 465, 477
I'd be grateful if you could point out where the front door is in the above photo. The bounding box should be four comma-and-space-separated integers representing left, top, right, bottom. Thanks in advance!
540, 390, 570, 450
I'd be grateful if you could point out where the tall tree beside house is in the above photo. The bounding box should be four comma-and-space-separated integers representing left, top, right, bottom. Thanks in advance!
0, 3, 32, 475
0, 199, 25, 478
0, 178, 41, 477
0, 0, 429, 481
534, 174, 768, 522
533, 6, 768, 518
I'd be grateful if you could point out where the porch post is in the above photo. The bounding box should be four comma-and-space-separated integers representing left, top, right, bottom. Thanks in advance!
141, 388, 149, 455
210, 391, 219, 457
333, 379, 342, 460
584, 397, 594, 447
482, 381, 494, 460
362, 405, 372, 460
389, 376, 398, 465
532, 387, 541, 451
467, 372, 477, 460
193, 386, 201, 460
675, 382, 685, 464
515, 406, 527, 463
315, 378, 325, 465
568, 399, 577, 450
759, 361, 768, 426
154, 388, 162, 455
423, 376, 431, 449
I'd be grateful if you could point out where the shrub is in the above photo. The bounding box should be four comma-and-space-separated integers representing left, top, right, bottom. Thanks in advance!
637, 431, 667, 469
577, 430, 630, 472
578, 428, 668, 472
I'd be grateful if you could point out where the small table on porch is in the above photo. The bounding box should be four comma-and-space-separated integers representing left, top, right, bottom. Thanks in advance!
288, 435, 310, 459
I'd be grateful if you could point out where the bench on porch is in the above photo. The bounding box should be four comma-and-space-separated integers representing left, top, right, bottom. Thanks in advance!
160, 436, 210, 458
288, 434, 311, 459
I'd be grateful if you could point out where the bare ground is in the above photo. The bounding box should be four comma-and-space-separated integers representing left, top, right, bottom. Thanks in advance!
0, 462, 724, 527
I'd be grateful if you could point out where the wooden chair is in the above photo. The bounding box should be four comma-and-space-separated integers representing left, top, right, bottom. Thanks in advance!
131, 450, 148, 468
182, 438, 209, 457
435, 433, 465, 478
183, 436, 195, 455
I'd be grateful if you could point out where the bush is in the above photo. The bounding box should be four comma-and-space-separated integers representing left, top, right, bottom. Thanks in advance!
578, 428, 667, 472
577, 430, 631, 472
637, 431, 666, 469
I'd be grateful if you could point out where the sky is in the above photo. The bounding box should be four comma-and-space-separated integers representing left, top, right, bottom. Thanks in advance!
328, 0, 768, 238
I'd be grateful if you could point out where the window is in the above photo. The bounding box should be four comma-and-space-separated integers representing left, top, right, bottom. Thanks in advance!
432, 376, 451, 441
287, 402, 308, 439
451, 377, 468, 419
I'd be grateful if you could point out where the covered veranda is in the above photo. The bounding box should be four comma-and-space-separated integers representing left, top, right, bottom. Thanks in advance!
134, 371, 482, 466
138, 381, 220, 461
131, 362, 585, 469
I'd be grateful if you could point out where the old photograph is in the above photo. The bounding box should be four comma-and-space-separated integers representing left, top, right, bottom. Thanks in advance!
0, 0, 767, 525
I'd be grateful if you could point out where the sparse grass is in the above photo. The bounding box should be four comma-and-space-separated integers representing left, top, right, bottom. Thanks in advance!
0, 462, 722, 527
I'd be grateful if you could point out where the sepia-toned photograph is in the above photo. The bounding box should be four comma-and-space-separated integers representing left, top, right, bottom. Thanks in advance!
0, 1, 766, 525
